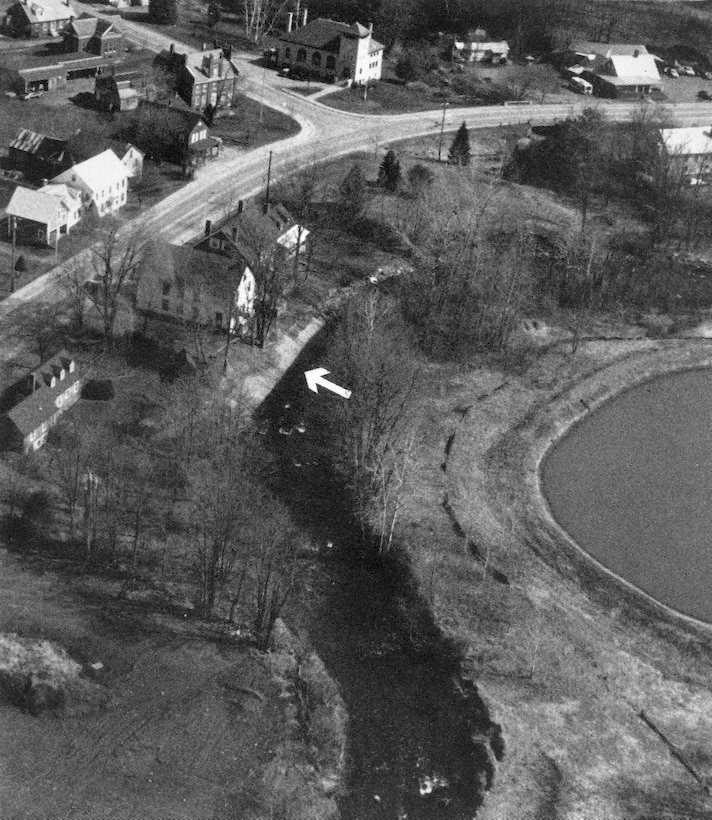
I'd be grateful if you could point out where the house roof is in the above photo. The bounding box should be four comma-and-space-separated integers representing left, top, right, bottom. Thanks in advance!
278, 18, 375, 51
606, 53, 660, 81
661, 126, 712, 157
14, 0, 75, 24
6, 350, 80, 437
6, 185, 69, 225
66, 12, 97, 36
138, 97, 206, 129
181, 48, 239, 82
195, 203, 297, 269
53, 148, 129, 192
63, 130, 141, 164
41, 182, 82, 209
569, 41, 648, 58
9, 127, 65, 159
140, 240, 240, 302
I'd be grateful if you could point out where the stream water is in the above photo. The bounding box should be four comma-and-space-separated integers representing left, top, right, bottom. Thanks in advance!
258, 337, 496, 820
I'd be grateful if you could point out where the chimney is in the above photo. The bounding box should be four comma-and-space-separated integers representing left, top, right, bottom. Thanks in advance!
287, 12, 293, 32
41, 178, 48, 187
204, 219, 211, 236
369, 21, 373, 35
237, 199, 243, 213
302, 7, 307, 26
169, 42, 174, 55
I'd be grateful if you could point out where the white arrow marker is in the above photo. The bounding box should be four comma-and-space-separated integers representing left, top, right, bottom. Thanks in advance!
305, 367, 352, 399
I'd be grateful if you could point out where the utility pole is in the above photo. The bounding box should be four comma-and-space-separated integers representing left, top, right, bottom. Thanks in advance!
438, 100, 448, 162
265, 150, 273, 210
259, 67, 265, 124
10, 216, 16, 293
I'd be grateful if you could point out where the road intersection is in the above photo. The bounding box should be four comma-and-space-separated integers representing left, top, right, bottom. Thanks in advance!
2, 10, 712, 349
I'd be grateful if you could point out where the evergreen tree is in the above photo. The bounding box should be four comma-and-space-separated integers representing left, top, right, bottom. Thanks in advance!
449, 122, 471, 167
378, 149, 402, 192
150, 0, 177, 24
339, 163, 367, 219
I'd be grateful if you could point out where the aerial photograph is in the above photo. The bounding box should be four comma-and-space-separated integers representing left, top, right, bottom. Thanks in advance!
1, 0, 712, 817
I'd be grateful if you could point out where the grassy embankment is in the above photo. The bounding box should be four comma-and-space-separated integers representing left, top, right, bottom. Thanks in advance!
298, 135, 712, 816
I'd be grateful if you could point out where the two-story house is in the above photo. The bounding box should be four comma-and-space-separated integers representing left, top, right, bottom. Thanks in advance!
135, 241, 250, 332
63, 14, 123, 56
660, 127, 712, 185
194, 201, 308, 273
51, 149, 129, 216
62, 129, 144, 180
275, 16, 383, 85
2, 350, 82, 452
6, 182, 82, 246
136, 99, 221, 164
4, 0, 75, 38
175, 46, 240, 109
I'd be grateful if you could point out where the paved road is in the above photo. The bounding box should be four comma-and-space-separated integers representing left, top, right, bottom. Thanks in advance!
2, 10, 712, 349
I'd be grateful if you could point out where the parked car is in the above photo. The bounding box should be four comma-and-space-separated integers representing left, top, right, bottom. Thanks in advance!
666, 67, 679, 78
698, 90, 712, 100
679, 65, 696, 76
702, 71, 712, 80
18, 89, 43, 100
278, 66, 291, 77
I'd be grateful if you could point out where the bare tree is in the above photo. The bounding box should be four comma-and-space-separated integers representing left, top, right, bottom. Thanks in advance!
60, 264, 89, 333
240, 0, 290, 43
86, 219, 145, 348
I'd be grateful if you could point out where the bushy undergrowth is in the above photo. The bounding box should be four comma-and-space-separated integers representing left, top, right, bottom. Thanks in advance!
0, 633, 80, 715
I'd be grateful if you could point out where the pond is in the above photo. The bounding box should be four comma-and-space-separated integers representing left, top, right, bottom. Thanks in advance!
542, 368, 712, 624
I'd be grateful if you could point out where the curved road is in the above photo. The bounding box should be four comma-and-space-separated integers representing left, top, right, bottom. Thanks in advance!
2, 12, 712, 341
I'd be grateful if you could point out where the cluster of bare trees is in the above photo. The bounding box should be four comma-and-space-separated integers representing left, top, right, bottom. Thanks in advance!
165, 391, 299, 646
321, 292, 419, 554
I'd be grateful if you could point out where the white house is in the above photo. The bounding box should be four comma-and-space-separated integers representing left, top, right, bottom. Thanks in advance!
275, 17, 383, 85
660, 126, 712, 184
5, 183, 81, 245
51, 148, 129, 216
452, 39, 509, 63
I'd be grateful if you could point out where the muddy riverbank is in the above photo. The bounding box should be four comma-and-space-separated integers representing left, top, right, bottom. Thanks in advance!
257, 329, 502, 820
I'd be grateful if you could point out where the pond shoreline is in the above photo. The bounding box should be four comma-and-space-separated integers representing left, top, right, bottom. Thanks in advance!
445, 337, 712, 818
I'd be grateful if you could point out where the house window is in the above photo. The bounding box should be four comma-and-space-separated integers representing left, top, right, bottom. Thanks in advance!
215, 311, 223, 327
326, 55, 335, 70
312, 52, 321, 67
162, 282, 171, 296
297, 48, 306, 63
162, 298, 169, 311
285, 47, 291, 59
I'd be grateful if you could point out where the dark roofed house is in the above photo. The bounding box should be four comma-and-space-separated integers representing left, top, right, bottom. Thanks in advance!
275, 15, 383, 84
4, 0, 76, 38
136, 99, 222, 165
2, 350, 82, 452
175, 46, 240, 110
8, 127, 66, 180
63, 14, 123, 56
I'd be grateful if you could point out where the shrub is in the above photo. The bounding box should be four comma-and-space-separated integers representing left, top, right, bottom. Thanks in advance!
0, 634, 80, 716
150, 0, 177, 24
